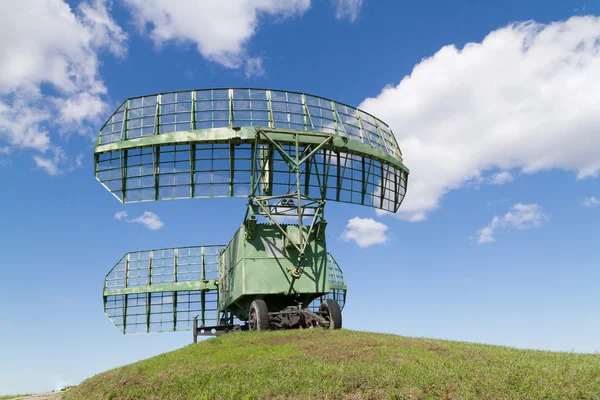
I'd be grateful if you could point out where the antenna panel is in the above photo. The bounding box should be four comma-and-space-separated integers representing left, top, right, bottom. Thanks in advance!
94, 89, 409, 212
103, 245, 223, 333
307, 253, 346, 312
103, 245, 347, 334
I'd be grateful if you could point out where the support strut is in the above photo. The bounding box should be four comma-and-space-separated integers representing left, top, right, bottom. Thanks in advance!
244, 128, 332, 289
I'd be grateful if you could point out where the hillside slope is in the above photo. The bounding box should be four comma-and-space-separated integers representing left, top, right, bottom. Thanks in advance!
65, 330, 599, 400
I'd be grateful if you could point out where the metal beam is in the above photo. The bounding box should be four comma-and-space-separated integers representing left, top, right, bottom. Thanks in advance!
95, 127, 407, 172
104, 281, 218, 296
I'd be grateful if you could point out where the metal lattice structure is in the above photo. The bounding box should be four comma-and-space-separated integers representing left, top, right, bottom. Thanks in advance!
104, 246, 346, 333
95, 88, 408, 335
95, 88, 407, 211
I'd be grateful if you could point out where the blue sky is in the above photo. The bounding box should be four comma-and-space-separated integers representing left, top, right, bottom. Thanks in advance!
1, 0, 599, 394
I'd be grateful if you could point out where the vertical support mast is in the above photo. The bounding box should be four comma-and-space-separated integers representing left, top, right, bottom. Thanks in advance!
245, 127, 333, 287
295, 131, 303, 254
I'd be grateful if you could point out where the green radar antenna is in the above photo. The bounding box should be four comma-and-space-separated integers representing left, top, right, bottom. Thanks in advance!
95, 88, 408, 337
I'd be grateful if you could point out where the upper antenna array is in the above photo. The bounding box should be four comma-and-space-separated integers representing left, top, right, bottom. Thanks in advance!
94, 88, 409, 212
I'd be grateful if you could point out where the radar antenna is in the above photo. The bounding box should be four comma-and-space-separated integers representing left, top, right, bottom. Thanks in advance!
95, 88, 408, 336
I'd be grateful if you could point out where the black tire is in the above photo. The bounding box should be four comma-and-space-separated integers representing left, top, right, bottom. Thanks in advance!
249, 299, 270, 331
320, 299, 342, 330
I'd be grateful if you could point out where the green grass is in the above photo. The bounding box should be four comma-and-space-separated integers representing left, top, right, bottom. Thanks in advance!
0, 395, 33, 400
65, 329, 600, 400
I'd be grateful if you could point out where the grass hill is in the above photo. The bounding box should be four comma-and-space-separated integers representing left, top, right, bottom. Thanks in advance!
64, 329, 599, 400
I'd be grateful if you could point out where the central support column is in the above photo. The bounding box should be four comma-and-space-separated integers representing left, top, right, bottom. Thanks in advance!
244, 128, 333, 291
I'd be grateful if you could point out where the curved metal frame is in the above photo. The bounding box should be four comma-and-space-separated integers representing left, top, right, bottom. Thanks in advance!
94, 88, 409, 214
96, 88, 404, 162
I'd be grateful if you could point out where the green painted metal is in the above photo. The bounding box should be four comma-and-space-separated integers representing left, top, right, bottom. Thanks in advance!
219, 223, 329, 320
103, 244, 346, 333
96, 128, 404, 175
96, 88, 408, 334
96, 88, 404, 159
103, 245, 223, 333
94, 88, 409, 213
105, 281, 218, 296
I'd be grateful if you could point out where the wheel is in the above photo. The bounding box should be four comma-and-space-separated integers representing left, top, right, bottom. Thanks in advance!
248, 299, 270, 331
320, 299, 342, 329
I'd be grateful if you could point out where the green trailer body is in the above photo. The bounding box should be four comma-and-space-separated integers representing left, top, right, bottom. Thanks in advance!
220, 223, 329, 319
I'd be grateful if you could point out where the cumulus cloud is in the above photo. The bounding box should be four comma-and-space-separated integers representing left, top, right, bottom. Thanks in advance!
33, 156, 62, 176
340, 217, 389, 248
113, 211, 128, 220
360, 16, 600, 221
53, 91, 112, 126
475, 203, 550, 244
245, 57, 265, 78
78, 0, 128, 57
332, 0, 363, 22
129, 211, 164, 230
489, 171, 514, 185
75, 154, 84, 168
0, 0, 126, 174
32, 147, 82, 176
123, 0, 310, 74
0, 99, 52, 152
582, 196, 600, 208
114, 210, 163, 229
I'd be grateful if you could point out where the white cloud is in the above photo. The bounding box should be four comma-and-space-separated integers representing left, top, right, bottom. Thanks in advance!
0, 0, 126, 170
489, 171, 514, 185
74, 154, 84, 168
113, 211, 128, 220
33, 156, 62, 176
78, 0, 128, 57
32, 146, 83, 176
475, 203, 550, 244
476, 225, 496, 244
32, 147, 67, 176
54, 91, 111, 126
0, 0, 121, 94
129, 211, 164, 230
360, 16, 600, 221
332, 0, 363, 22
582, 196, 600, 208
245, 57, 265, 78
0, 99, 52, 151
114, 210, 164, 229
123, 0, 310, 74
340, 217, 389, 248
